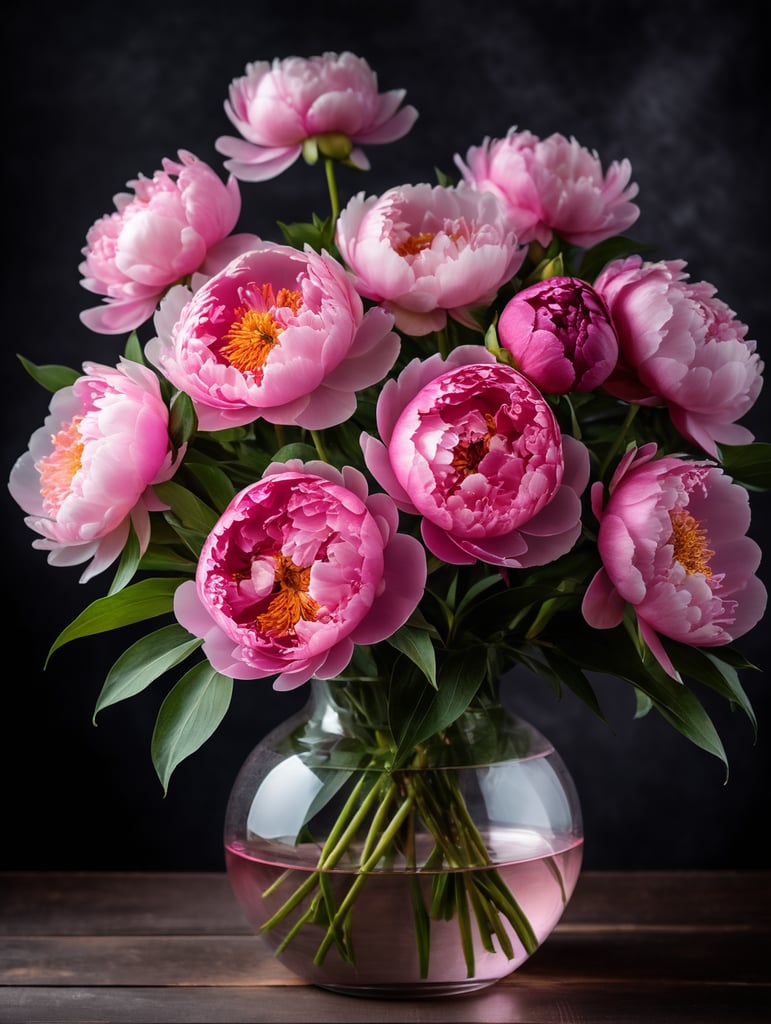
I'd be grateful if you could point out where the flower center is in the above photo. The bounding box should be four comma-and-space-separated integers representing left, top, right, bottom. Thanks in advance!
255, 552, 320, 636
450, 413, 497, 479
394, 232, 435, 257
669, 509, 714, 577
36, 415, 84, 515
219, 284, 303, 377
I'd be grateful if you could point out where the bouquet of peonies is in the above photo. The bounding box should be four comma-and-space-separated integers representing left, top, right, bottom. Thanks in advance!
8, 51, 768, 978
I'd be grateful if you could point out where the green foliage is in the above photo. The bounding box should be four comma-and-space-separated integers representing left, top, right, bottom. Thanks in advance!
151, 663, 233, 792
16, 354, 79, 392
47, 578, 181, 662
93, 624, 203, 720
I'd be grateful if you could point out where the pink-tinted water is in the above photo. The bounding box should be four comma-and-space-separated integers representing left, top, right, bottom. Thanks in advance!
225, 828, 583, 996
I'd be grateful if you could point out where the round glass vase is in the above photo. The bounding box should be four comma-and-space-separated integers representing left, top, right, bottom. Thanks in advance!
224, 678, 583, 999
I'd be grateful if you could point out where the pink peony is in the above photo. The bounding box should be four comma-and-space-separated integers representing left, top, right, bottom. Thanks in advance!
8, 359, 182, 582
497, 276, 618, 393
336, 183, 525, 336
145, 242, 399, 431
215, 51, 418, 182
582, 444, 767, 679
360, 346, 589, 567
173, 461, 427, 691
79, 150, 258, 335
455, 128, 640, 249
594, 256, 764, 458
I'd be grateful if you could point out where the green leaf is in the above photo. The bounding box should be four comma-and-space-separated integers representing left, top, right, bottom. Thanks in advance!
576, 236, 654, 282
108, 522, 142, 596
151, 663, 233, 793
122, 332, 144, 364
665, 642, 758, 737
716, 442, 771, 490
47, 577, 181, 661
153, 480, 220, 534
386, 625, 437, 688
185, 463, 237, 513
93, 624, 203, 720
271, 442, 320, 464
169, 390, 198, 450
389, 647, 488, 766
17, 354, 79, 392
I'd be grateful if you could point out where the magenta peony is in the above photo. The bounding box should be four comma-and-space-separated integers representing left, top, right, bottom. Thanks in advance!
455, 128, 640, 249
173, 461, 427, 691
8, 359, 182, 582
336, 183, 525, 336
360, 346, 589, 567
582, 444, 767, 679
215, 52, 418, 182
79, 150, 258, 335
594, 256, 764, 458
145, 242, 399, 431
497, 276, 618, 393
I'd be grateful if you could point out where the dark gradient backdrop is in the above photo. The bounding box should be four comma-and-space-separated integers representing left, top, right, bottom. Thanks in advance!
4, 0, 769, 871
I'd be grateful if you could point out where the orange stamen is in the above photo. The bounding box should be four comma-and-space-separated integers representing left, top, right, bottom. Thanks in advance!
669, 509, 714, 577
451, 413, 497, 479
256, 552, 319, 636
219, 284, 302, 377
36, 416, 84, 515
394, 232, 435, 257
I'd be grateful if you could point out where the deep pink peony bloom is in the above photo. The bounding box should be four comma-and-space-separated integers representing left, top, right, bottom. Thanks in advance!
582, 444, 767, 679
8, 359, 182, 582
79, 150, 258, 335
360, 346, 589, 567
455, 128, 640, 249
594, 256, 764, 458
173, 461, 427, 690
145, 242, 399, 431
497, 276, 618, 393
215, 51, 418, 182
335, 183, 525, 336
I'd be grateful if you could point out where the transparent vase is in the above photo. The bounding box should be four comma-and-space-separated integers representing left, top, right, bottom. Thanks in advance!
224, 677, 583, 998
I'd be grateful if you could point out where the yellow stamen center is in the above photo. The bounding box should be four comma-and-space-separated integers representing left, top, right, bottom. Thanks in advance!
669, 509, 714, 577
36, 416, 84, 515
219, 284, 303, 376
255, 552, 319, 636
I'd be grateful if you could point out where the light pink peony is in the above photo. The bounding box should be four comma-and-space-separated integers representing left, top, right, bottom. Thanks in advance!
497, 276, 618, 393
145, 242, 399, 431
594, 256, 764, 458
360, 345, 589, 567
335, 183, 525, 336
455, 128, 640, 249
582, 443, 767, 679
173, 461, 427, 691
79, 150, 258, 336
215, 51, 418, 182
8, 359, 182, 582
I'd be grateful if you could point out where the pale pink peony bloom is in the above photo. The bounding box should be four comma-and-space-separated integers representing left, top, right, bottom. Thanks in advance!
79, 150, 258, 335
173, 461, 427, 691
360, 345, 589, 567
582, 444, 766, 679
335, 183, 525, 336
455, 128, 640, 249
8, 359, 182, 582
145, 242, 399, 431
215, 51, 418, 182
594, 256, 764, 458
497, 276, 618, 393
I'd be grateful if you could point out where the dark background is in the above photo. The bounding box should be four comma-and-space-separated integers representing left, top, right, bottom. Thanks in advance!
4, 0, 769, 872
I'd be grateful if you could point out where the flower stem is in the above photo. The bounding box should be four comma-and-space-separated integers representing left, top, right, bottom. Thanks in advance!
310, 429, 330, 463
599, 403, 640, 479
324, 158, 340, 222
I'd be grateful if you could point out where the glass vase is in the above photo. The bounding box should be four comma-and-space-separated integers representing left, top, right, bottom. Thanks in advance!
224, 677, 583, 998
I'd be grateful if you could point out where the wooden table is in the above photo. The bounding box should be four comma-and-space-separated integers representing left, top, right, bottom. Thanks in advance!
1, 870, 768, 1023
